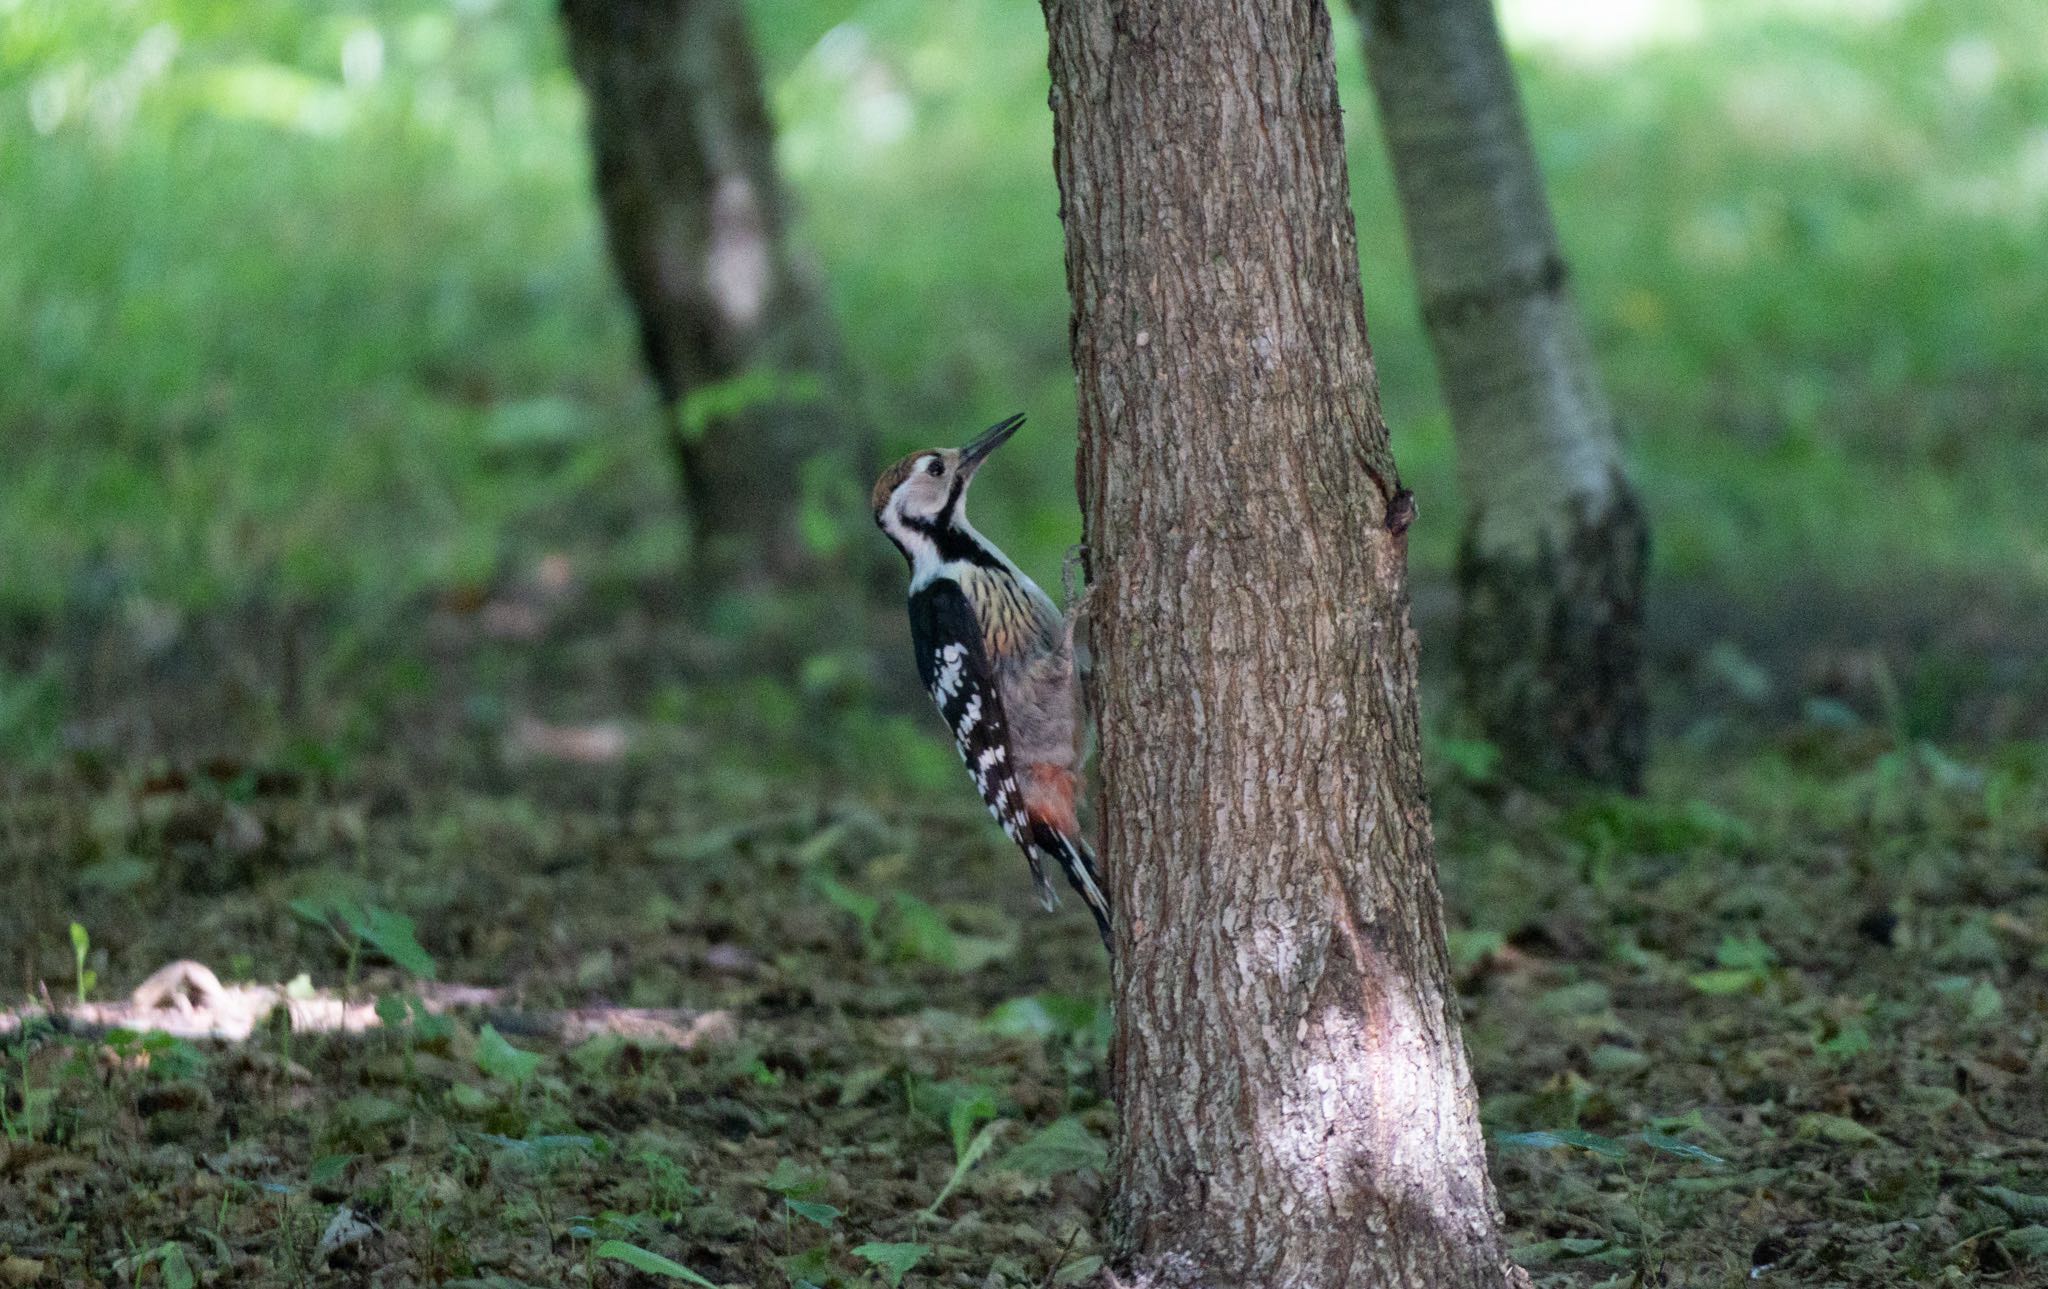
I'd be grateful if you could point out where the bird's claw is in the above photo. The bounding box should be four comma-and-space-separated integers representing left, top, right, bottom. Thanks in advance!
1061, 543, 1091, 616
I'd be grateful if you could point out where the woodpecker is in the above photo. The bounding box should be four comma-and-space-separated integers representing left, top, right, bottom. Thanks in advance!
872, 414, 1110, 950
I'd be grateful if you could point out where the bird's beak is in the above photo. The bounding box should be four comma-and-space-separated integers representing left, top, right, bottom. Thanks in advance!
957, 413, 1025, 477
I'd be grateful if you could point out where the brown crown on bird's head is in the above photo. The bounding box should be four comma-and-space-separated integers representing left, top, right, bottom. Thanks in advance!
870, 454, 924, 517
870, 413, 1025, 530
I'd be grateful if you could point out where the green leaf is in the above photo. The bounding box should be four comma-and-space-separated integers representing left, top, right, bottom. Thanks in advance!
807, 872, 880, 933
783, 1198, 839, 1228
594, 1240, 720, 1286
1433, 735, 1500, 782
1512, 1237, 1620, 1266
998, 1116, 1109, 1178
154, 1243, 196, 1289
1447, 929, 1505, 974
762, 1159, 828, 1199
1815, 1020, 1872, 1061
1714, 933, 1777, 971
947, 1088, 1000, 1162
1966, 979, 2004, 1023
309, 1154, 354, 1185
778, 1243, 837, 1287
482, 1133, 596, 1167
851, 1243, 930, 1288
350, 906, 438, 979
983, 996, 1061, 1038
983, 994, 1102, 1041
334, 1094, 408, 1129
949, 930, 1017, 973
69, 921, 89, 957
1054, 1256, 1104, 1284
1493, 1128, 1628, 1159
922, 1119, 1006, 1217
891, 893, 958, 968
474, 1024, 541, 1086
1795, 1113, 1882, 1145
569, 1034, 626, 1075
1688, 967, 1763, 996
78, 856, 154, 892
1981, 1186, 2048, 1221
1638, 1130, 1726, 1166
287, 897, 329, 925
675, 368, 815, 441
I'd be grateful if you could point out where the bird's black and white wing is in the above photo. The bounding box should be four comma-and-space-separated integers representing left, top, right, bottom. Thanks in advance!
907, 579, 1057, 908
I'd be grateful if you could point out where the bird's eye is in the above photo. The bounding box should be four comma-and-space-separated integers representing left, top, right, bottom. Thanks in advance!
925, 459, 945, 477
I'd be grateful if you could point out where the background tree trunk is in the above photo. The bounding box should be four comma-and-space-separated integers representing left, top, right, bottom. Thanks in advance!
1355, 0, 1649, 791
1043, 2, 1521, 1285
560, 0, 862, 585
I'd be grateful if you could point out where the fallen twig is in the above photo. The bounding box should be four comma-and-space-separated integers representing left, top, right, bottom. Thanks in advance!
0, 959, 735, 1048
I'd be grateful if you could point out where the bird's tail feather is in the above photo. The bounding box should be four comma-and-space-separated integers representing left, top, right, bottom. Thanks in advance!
1031, 823, 1112, 952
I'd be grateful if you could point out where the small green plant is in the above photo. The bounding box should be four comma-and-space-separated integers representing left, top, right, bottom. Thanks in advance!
69, 922, 96, 1005
475, 1024, 542, 1086
288, 897, 438, 998
998, 1116, 1109, 1178
1688, 933, 1779, 996
633, 1149, 697, 1220
128, 1242, 196, 1289
762, 1159, 841, 1234
0, 1041, 56, 1142
376, 993, 454, 1086
852, 1242, 930, 1288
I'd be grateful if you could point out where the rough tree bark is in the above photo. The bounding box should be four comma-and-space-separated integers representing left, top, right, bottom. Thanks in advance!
1043, 2, 1522, 1285
559, 0, 860, 583
1355, 0, 1649, 790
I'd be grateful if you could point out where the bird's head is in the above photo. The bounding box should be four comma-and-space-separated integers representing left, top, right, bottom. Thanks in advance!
872, 412, 1023, 564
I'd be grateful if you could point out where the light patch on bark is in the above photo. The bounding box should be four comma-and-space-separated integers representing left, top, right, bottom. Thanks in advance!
706, 173, 771, 330
1259, 993, 1481, 1221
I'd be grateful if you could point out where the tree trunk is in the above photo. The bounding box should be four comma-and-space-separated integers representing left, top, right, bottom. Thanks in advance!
1355, 0, 1648, 791
1043, 3, 1522, 1285
559, 0, 861, 584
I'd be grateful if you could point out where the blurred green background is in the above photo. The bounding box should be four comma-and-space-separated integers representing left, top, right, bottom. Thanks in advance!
2, 0, 2045, 758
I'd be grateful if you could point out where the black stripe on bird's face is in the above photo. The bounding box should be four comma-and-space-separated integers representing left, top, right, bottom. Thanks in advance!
903, 509, 1005, 568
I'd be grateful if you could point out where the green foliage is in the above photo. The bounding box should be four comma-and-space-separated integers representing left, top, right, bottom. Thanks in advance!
1566, 795, 1756, 862
1495, 1126, 1727, 1168
1688, 933, 1779, 996
375, 993, 453, 1044
921, 1118, 1003, 1218
1430, 734, 1501, 785
4, 0, 2043, 632
850, 1242, 929, 1287
473, 1024, 541, 1088
981, 992, 1108, 1053
997, 1116, 1108, 1178
1981, 1186, 2048, 1223
594, 1239, 720, 1286
288, 897, 438, 979
68, 922, 95, 1004
762, 1159, 840, 1229
132, 1243, 196, 1289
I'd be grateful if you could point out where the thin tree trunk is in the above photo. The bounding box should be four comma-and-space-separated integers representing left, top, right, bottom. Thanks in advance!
1354, 0, 1649, 791
1043, 3, 1522, 1285
559, 0, 862, 584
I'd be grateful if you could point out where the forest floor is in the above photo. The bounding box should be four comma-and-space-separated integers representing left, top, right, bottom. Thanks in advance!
3, 579, 2047, 1289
